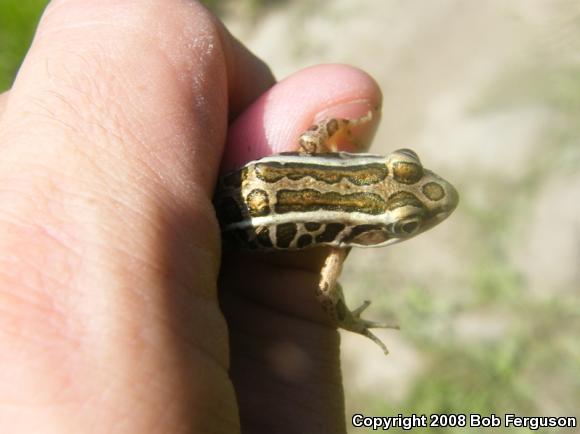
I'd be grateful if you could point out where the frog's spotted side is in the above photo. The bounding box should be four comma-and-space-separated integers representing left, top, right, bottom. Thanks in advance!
215, 112, 459, 354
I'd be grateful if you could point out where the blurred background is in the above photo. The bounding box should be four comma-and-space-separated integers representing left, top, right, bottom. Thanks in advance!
2, 1, 579, 432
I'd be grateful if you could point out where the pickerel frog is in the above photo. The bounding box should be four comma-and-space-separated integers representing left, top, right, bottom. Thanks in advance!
215, 112, 459, 354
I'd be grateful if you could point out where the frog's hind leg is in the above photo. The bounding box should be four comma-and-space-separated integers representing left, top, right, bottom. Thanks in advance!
317, 247, 399, 355
298, 111, 373, 154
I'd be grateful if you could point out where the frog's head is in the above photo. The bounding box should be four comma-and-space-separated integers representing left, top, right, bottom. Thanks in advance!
380, 148, 459, 245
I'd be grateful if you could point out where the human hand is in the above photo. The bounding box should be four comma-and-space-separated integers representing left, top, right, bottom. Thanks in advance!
0, 1, 381, 433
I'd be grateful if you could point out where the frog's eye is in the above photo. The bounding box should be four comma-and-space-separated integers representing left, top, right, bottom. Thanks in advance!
388, 150, 424, 184
393, 216, 422, 236
394, 148, 420, 162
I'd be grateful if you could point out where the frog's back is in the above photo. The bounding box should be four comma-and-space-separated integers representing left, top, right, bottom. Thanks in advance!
214, 151, 458, 251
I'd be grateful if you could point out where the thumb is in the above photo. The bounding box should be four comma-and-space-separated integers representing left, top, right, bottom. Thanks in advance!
0, 1, 272, 433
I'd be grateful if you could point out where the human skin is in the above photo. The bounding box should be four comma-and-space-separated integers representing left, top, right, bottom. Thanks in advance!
0, 1, 382, 433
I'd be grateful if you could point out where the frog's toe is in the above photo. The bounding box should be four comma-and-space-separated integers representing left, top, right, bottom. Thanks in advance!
351, 301, 399, 328
351, 300, 371, 317
359, 318, 400, 330
361, 329, 390, 355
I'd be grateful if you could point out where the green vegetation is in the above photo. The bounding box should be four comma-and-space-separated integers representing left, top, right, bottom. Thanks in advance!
0, 0, 47, 90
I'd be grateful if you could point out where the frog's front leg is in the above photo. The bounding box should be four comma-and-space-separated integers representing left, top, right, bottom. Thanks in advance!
298, 111, 373, 154
317, 247, 399, 355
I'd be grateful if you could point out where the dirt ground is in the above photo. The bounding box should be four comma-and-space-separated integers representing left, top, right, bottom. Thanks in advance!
222, 0, 580, 430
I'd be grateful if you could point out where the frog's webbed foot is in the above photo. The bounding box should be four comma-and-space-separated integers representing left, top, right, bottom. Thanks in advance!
338, 296, 399, 355
317, 247, 398, 355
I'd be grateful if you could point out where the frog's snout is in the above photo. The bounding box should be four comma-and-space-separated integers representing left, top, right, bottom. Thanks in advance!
445, 182, 459, 213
